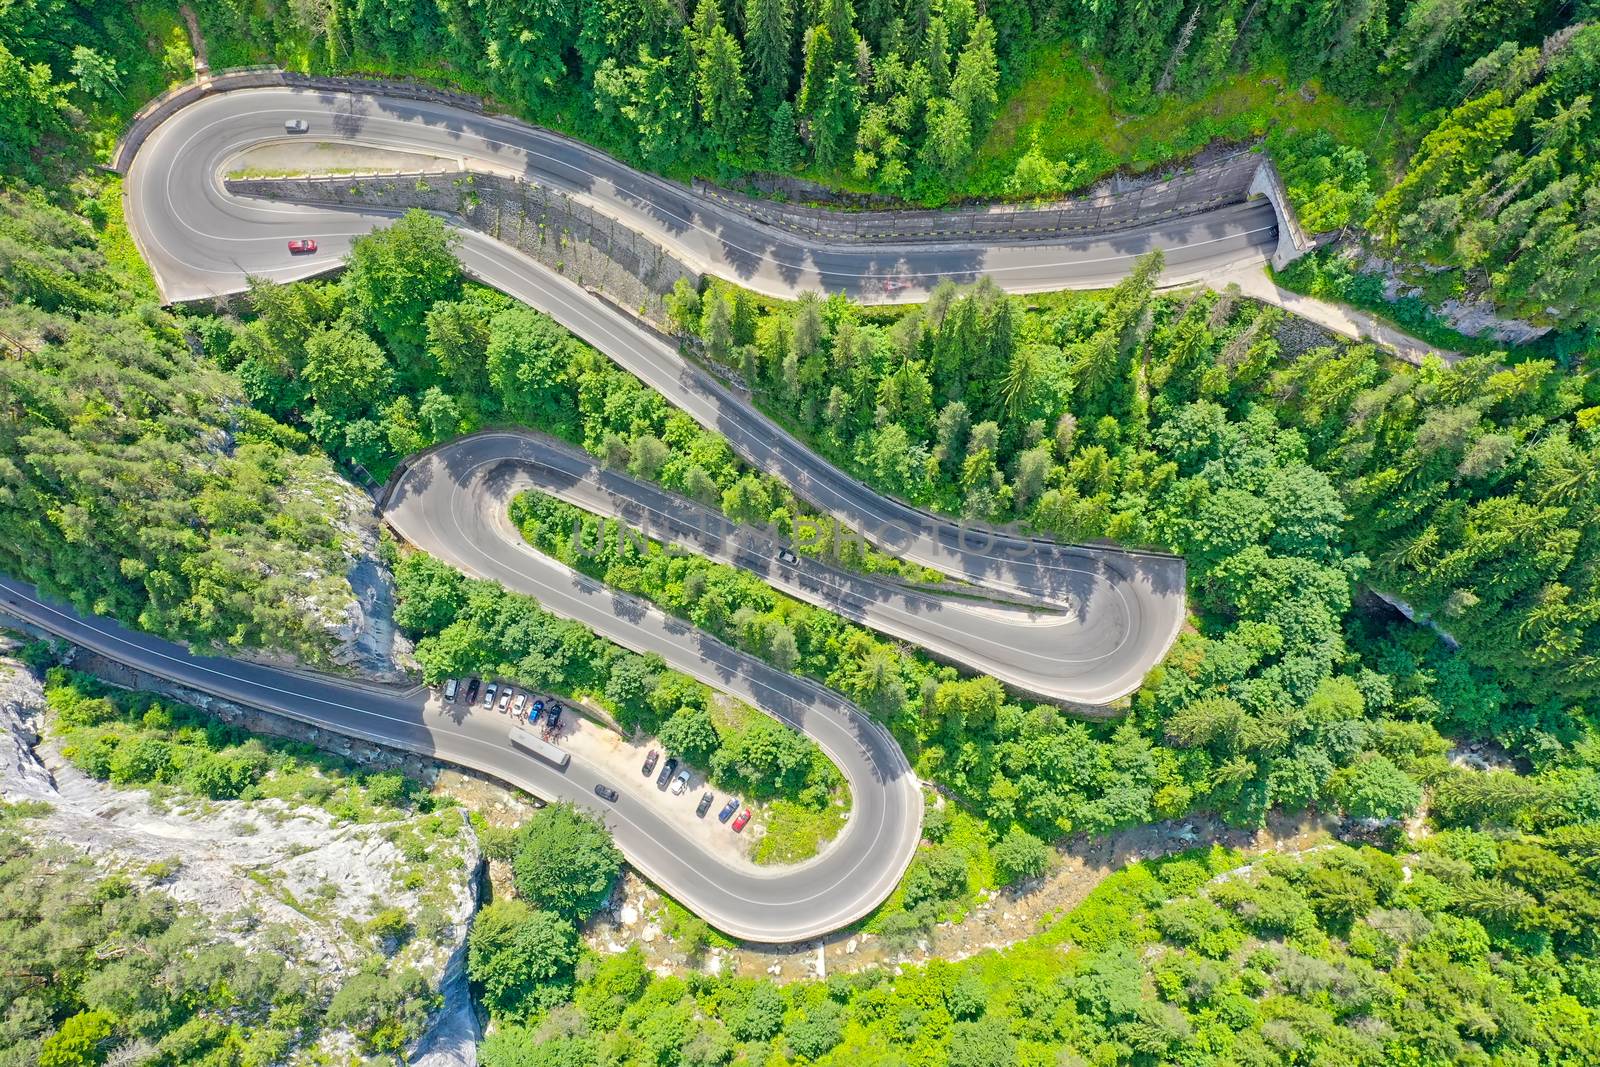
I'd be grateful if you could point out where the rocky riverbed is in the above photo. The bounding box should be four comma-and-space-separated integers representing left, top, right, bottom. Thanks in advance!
584, 808, 1335, 982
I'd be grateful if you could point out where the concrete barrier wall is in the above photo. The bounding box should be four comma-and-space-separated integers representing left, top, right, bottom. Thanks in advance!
1247, 159, 1318, 269
225, 172, 698, 321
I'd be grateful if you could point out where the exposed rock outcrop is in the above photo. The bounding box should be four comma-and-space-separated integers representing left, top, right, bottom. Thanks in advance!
0, 654, 477, 1064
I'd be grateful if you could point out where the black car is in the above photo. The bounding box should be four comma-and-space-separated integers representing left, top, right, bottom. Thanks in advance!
465, 677, 481, 704
546, 703, 563, 728
594, 784, 619, 803
696, 792, 714, 818
656, 757, 678, 790
717, 797, 739, 822
642, 749, 659, 776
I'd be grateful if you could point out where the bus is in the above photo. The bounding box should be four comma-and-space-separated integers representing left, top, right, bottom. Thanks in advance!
509, 724, 571, 770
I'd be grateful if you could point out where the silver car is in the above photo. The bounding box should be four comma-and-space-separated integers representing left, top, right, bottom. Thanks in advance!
670, 769, 691, 796
284, 119, 309, 133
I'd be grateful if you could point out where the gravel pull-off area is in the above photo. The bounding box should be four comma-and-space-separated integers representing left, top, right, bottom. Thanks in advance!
556, 712, 766, 869
226, 140, 462, 178
0, 650, 480, 1065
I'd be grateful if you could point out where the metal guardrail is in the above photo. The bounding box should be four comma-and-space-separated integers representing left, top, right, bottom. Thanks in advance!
112, 67, 487, 174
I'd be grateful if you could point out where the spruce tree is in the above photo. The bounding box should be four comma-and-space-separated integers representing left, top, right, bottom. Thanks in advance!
767, 100, 802, 168
744, 0, 793, 106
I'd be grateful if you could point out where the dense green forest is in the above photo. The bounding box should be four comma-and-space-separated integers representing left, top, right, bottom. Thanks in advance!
168, 0, 1587, 196
686, 265, 1600, 722
0, 187, 362, 664
0, 0, 194, 178
482, 830, 1600, 1066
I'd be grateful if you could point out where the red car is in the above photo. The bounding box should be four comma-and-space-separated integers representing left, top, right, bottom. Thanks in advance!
731, 807, 752, 832
287, 238, 318, 255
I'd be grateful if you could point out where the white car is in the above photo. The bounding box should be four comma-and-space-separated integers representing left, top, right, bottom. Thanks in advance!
284, 119, 309, 133
670, 769, 691, 796
443, 678, 458, 702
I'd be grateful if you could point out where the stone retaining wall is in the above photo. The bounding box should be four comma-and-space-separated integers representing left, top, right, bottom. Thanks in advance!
692, 151, 1273, 244
125, 68, 1307, 255
225, 171, 697, 320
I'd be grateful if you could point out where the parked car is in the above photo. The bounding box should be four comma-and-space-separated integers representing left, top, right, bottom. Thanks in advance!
670, 769, 691, 796
465, 677, 481, 704
529, 699, 544, 724
286, 238, 317, 255
777, 547, 799, 566
497, 689, 513, 713
546, 704, 563, 728
481, 682, 497, 709
696, 792, 714, 817
443, 678, 458, 702
594, 784, 619, 803
512, 692, 527, 716
732, 807, 752, 832
717, 798, 739, 823
641, 750, 659, 777
656, 757, 678, 790
284, 118, 310, 133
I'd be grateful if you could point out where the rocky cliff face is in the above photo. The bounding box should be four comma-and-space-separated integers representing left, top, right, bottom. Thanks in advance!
231, 463, 417, 684
330, 482, 415, 682
0, 655, 478, 1065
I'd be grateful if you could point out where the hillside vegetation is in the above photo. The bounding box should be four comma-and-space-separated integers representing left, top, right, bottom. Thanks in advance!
160, 0, 1600, 330
484, 832, 1600, 1066
1, 663, 479, 1064
0, 802, 338, 1066
0, 187, 363, 664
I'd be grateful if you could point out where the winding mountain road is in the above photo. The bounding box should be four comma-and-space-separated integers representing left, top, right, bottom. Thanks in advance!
0, 84, 1198, 940
391, 431, 1182, 707
0, 576, 912, 943
126, 86, 1278, 304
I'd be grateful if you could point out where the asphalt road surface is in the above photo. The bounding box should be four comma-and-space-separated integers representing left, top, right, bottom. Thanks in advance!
0, 576, 917, 944
392, 431, 1181, 707
63, 86, 1193, 938
439, 234, 1187, 699
126, 86, 1278, 303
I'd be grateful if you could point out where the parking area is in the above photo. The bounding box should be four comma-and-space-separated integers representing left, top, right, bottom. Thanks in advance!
427, 680, 759, 868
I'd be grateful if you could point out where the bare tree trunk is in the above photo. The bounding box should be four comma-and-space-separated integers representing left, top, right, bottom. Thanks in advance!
1230, 0, 1266, 66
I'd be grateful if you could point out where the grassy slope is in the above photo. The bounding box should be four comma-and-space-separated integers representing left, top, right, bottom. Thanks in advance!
969, 42, 1400, 198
